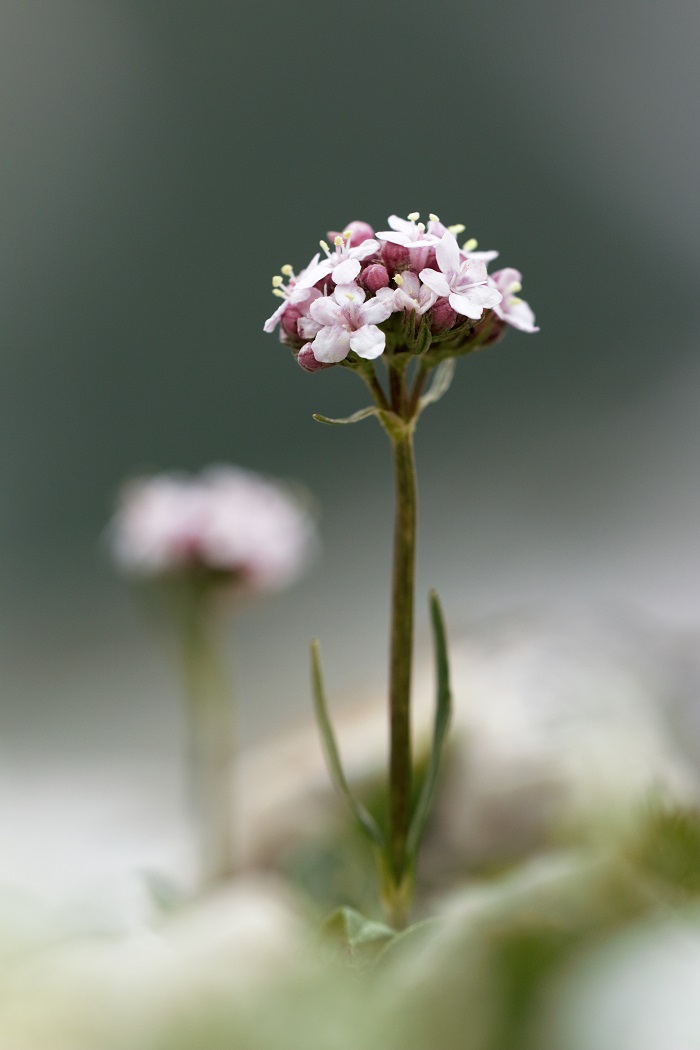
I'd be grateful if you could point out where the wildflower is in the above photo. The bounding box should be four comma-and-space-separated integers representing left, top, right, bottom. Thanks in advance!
490, 268, 540, 333
110, 467, 316, 594
384, 271, 436, 315
263, 256, 322, 335
419, 232, 502, 320
264, 210, 539, 927
299, 231, 379, 289
307, 283, 393, 363
265, 211, 537, 370
375, 212, 439, 250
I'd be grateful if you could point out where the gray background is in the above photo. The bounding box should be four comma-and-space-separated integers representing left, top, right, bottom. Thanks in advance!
1, 0, 699, 898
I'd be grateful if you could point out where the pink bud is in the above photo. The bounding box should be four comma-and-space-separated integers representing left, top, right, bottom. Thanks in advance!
327, 220, 375, 247
281, 305, 303, 339
381, 241, 410, 273
360, 263, 390, 292
431, 298, 458, 332
297, 344, 332, 372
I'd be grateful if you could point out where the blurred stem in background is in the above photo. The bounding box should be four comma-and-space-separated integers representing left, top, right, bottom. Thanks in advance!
180, 582, 236, 889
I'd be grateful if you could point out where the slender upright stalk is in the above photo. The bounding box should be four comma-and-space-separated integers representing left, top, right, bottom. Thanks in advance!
181, 587, 237, 889
383, 369, 419, 927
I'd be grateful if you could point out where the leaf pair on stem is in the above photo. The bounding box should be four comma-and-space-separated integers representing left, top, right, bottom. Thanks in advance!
311, 590, 453, 927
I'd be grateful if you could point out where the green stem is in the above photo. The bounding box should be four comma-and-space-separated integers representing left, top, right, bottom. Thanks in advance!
385, 402, 418, 925
181, 587, 236, 890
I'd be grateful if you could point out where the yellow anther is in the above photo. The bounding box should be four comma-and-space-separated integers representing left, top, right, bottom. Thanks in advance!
429, 213, 440, 223
417, 222, 425, 233
272, 275, 283, 288
344, 292, 356, 300
448, 223, 465, 235
272, 288, 286, 299
343, 229, 352, 240
280, 264, 293, 276
394, 274, 405, 285
510, 281, 522, 294
319, 239, 329, 252
407, 211, 420, 222
463, 238, 478, 252
510, 295, 523, 305
334, 235, 344, 247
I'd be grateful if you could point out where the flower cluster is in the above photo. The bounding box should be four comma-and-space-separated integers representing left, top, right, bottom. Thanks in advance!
264, 213, 538, 371
110, 466, 316, 594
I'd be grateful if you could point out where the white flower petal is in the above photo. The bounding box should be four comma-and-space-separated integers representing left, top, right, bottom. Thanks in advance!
458, 257, 489, 285
349, 324, 386, 360
375, 231, 409, 245
352, 240, 380, 260
311, 325, 353, 363
263, 302, 286, 333
419, 268, 451, 297
374, 287, 398, 307
310, 297, 343, 326
360, 296, 393, 325
435, 232, 461, 275
387, 215, 413, 234
492, 267, 522, 293
332, 257, 361, 284
466, 282, 502, 308
333, 282, 366, 304
298, 316, 322, 339
463, 248, 499, 263
398, 272, 420, 295
296, 258, 333, 289
448, 292, 487, 319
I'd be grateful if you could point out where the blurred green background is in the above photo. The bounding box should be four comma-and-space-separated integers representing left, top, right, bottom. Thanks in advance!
1, 0, 699, 892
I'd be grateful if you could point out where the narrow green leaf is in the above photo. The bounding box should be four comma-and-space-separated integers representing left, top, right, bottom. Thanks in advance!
418, 359, 456, 412
312, 405, 380, 426
406, 590, 453, 861
311, 640, 385, 848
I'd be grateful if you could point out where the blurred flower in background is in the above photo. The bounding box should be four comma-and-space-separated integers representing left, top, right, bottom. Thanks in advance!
108, 465, 318, 890
109, 465, 317, 596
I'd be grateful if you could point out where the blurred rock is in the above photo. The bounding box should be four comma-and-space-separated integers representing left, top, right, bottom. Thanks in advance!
237, 611, 700, 881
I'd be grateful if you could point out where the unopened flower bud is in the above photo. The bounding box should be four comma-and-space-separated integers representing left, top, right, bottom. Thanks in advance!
297, 344, 332, 372
380, 240, 410, 273
431, 297, 458, 332
327, 220, 375, 247
281, 305, 303, 340
360, 263, 390, 292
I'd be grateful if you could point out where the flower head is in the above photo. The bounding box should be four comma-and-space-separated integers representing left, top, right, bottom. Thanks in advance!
265, 212, 538, 370
110, 467, 316, 594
